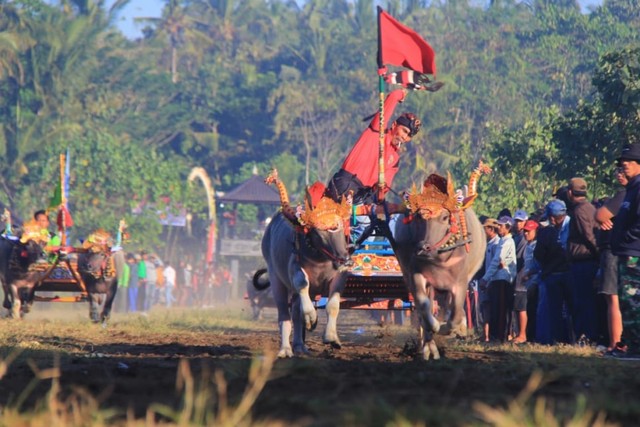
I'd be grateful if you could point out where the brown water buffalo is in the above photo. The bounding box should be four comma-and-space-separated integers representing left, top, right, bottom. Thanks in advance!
391, 165, 490, 360
1, 221, 51, 318
77, 229, 126, 326
259, 170, 351, 358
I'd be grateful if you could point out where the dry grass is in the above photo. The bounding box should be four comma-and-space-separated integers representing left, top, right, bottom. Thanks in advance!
0, 349, 276, 426
0, 306, 637, 426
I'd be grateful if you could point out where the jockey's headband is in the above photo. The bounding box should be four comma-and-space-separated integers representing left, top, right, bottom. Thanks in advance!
395, 113, 421, 137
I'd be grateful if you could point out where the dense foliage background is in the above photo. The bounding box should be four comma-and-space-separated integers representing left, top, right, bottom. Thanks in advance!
1, 0, 639, 250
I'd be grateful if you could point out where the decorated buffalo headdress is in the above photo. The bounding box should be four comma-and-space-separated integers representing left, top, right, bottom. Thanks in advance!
19, 219, 51, 245
298, 196, 351, 231
405, 161, 492, 218
82, 229, 114, 253
403, 161, 491, 254
265, 168, 350, 232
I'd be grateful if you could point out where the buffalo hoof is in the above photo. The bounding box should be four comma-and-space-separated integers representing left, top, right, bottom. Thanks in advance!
422, 340, 440, 361
305, 315, 318, 332
3, 300, 10, 310
277, 347, 294, 358
293, 344, 310, 356
328, 340, 342, 350
323, 332, 341, 349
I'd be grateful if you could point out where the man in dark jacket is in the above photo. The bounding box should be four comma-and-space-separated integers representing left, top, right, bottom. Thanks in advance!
567, 177, 599, 342
534, 199, 574, 344
611, 143, 640, 354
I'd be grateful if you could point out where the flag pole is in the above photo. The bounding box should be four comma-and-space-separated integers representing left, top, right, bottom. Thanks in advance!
377, 73, 386, 202
59, 153, 67, 246
376, 6, 386, 203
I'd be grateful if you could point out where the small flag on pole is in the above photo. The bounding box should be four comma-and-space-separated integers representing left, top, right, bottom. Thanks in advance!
49, 153, 74, 236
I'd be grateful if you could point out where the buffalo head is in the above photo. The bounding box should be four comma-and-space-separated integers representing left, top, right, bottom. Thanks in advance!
78, 229, 115, 280
15, 219, 50, 268
404, 173, 466, 258
298, 196, 351, 268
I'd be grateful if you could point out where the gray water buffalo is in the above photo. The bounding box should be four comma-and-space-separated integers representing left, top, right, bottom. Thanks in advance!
392, 164, 490, 360
247, 268, 273, 320
77, 229, 125, 325
1, 220, 51, 318
260, 169, 351, 358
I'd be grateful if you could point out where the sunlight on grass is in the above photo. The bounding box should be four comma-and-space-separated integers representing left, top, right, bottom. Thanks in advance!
472, 371, 618, 427
0, 353, 118, 426
0, 307, 272, 354
451, 340, 601, 358
0, 351, 276, 426
0, 308, 630, 426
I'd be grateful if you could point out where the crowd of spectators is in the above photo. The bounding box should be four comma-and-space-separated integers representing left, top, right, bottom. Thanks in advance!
473, 143, 640, 357
112, 251, 234, 314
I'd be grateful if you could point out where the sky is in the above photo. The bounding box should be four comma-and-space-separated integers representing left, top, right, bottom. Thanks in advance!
112, 0, 605, 40
111, 0, 163, 39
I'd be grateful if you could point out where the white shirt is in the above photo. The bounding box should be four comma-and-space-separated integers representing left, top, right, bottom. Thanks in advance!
163, 265, 176, 286
483, 233, 517, 283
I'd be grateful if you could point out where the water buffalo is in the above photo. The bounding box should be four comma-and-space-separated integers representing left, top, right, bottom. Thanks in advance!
392, 164, 490, 360
77, 229, 125, 325
247, 268, 273, 320
1, 220, 51, 318
259, 169, 351, 358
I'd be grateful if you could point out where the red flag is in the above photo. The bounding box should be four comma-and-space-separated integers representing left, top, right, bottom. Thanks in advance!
377, 7, 436, 76
56, 205, 74, 230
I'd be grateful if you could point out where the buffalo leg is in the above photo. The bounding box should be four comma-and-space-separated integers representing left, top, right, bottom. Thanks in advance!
2, 284, 10, 310
89, 293, 104, 323
418, 299, 441, 360
447, 284, 468, 337
101, 280, 119, 326
413, 274, 441, 360
323, 291, 342, 349
271, 276, 293, 358
291, 294, 309, 355
290, 262, 317, 331
9, 284, 20, 319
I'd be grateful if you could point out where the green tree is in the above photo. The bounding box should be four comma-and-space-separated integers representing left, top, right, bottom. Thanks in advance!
18, 128, 189, 247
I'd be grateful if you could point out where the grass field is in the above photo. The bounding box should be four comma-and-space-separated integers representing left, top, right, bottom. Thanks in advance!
0, 301, 638, 426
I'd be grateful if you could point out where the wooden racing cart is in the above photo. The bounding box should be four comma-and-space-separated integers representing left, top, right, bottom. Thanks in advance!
314, 239, 413, 311
31, 248, 89, 303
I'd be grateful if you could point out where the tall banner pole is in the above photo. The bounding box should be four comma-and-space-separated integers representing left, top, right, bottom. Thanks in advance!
377, 73, 386, 202
59, 153, 67, 246
376, 6, 386, 203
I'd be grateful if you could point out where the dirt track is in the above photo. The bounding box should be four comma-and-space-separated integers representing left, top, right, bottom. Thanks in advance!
1, 302, 639, 426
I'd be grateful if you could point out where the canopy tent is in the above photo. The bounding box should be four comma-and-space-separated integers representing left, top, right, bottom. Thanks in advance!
217, 175, 280, 205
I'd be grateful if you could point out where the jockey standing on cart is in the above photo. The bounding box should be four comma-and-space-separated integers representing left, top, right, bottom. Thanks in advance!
325, 7, 442, 245
325, 88, 421, 206
325, 88, 423, 246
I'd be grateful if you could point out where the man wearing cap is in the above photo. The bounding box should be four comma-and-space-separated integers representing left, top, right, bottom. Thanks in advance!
513, 220, 541, 344
566, 177, 599, 343
326, 89, 422, 205
479, 218, 500, 341
534, 199, 574, 344
479, 216, 517, 341
513, 209, 529, 272
611, 143, 640, 353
